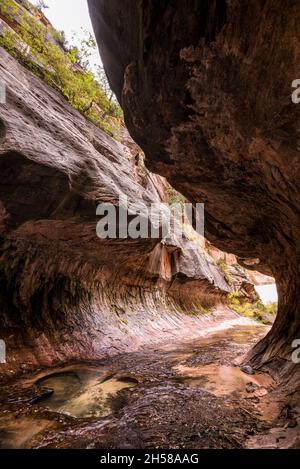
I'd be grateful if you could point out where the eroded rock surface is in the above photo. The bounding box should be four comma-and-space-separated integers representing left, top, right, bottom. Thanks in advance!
2, 324, 298, 449
88, 0, 300, 373
0, 47, 236, 372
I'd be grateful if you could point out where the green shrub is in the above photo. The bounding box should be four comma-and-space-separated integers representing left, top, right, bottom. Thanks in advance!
0, 28, 16, 56
0, 0, 123, 137
227, 291, 241, 304
166, 185, 185, 207
217, 259, 232, 283
227, 293, 277, 324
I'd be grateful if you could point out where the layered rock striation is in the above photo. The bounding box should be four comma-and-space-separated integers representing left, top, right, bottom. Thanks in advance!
88, 0, 300, 373
0, 47, 237, 372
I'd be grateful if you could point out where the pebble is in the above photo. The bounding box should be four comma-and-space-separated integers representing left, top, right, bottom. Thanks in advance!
240, 365, 255, 375
245, 382, 257, 393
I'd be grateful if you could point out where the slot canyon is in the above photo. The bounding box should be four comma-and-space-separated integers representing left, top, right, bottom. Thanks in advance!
0, 0, 299, 451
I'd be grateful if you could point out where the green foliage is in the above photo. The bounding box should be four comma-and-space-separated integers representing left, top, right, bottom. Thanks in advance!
74, 30, 96, 70
0, 0, 19, 19
0, 28, 16, 56
227, 291, 241, 304
0, 0, 123, 137
262, 302, 277, 316
166, 184, 185, 207
52, 29, 66, 47
217, 259, 232, 283
227, 292, 277, 324
35, 0, 49, 12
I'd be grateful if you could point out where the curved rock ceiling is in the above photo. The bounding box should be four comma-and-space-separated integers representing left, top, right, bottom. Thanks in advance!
88, 0, 300, 370
0, 47, 233, 369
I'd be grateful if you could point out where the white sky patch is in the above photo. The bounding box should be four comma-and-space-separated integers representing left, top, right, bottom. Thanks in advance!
32, 0, 102, 71
255, 284, 278, 305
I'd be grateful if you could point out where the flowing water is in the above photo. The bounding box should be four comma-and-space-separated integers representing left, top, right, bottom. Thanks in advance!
174, 363, 273, 397
1, 323, 297, 449
35, 369, 138, 418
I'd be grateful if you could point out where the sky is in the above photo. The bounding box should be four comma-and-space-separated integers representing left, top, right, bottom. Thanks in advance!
255, 284, 278, 305
32, 0, 102, 70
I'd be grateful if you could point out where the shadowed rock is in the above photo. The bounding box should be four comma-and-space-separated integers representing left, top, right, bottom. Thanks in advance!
88, 0, 300, 374
0, 47, 234, 371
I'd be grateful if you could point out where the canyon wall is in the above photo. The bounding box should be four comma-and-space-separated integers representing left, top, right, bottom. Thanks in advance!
0, 46, 240, 373
88, 0, 300, 373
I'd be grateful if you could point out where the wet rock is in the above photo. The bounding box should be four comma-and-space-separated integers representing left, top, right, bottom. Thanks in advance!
241, 366, 255, 375
5, 387, 54, 405
1, 325, 294, 449
245, 382, 257, 393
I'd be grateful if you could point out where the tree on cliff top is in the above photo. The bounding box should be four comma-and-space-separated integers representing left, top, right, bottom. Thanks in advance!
0, 0, 123, 136
35, 0, 49, 11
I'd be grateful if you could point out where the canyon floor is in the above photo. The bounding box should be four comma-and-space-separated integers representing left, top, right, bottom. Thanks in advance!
1, 0, 300, 453
0, 319, 299, 449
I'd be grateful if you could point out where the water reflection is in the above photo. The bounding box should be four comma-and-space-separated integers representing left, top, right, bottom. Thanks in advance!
36, 369, 137, 418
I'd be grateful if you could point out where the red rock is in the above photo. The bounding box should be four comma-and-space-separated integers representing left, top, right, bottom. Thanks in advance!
88, 0, 300, 375
0, 46, 238, 373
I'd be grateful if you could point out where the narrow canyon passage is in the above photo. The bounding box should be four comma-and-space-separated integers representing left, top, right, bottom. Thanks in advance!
2, 320, 297, 450
88, 0, 300, 377
0, 0, 300, 453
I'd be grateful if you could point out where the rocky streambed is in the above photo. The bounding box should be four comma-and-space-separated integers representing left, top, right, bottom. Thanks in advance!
1, 321, 299, 449
1, 4, 300, 450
